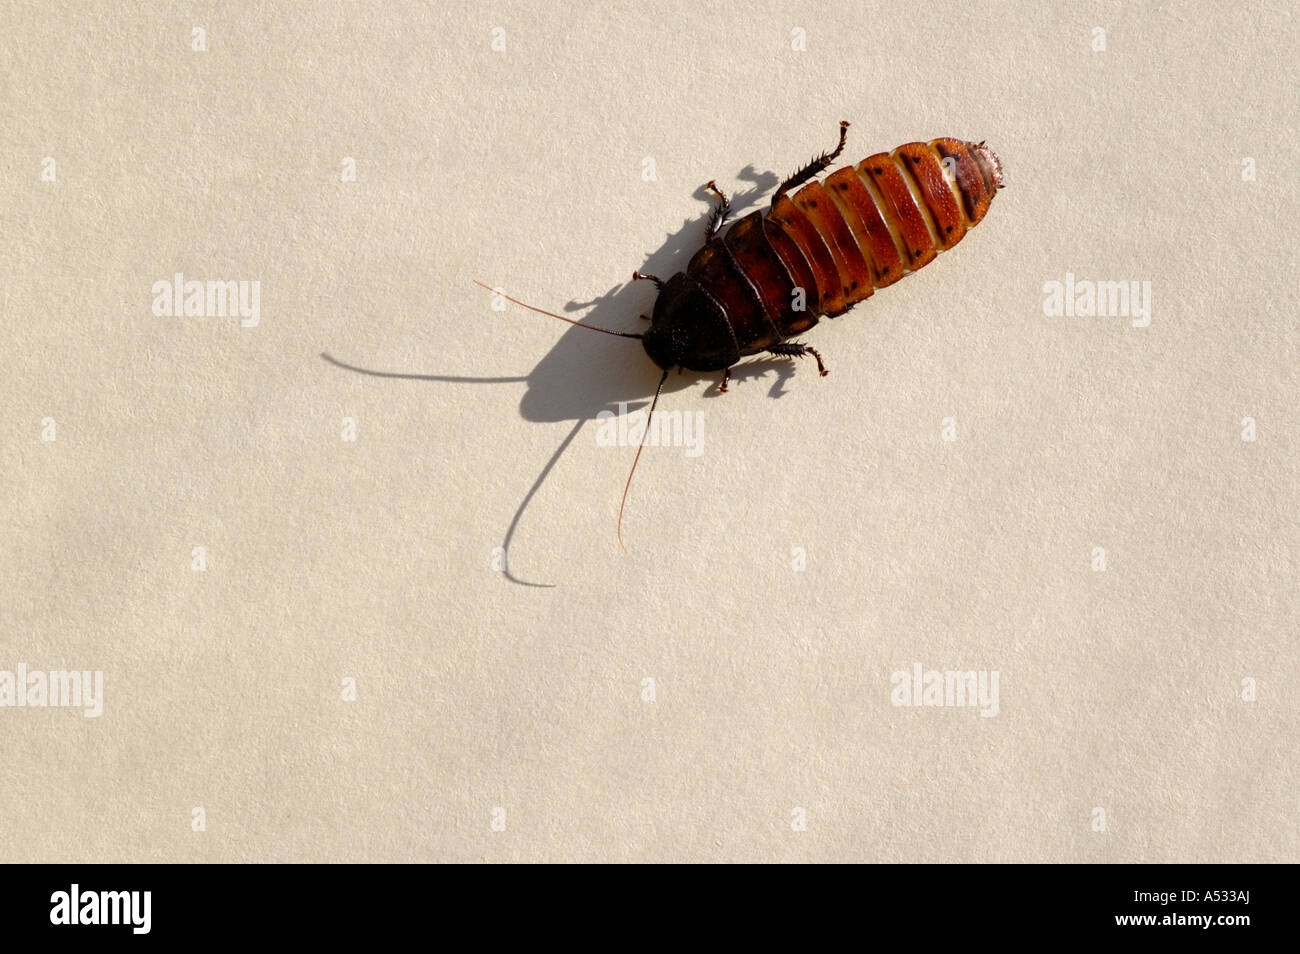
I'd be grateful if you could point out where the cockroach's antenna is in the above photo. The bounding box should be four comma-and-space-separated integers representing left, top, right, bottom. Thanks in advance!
473, 281, 643, 339
618, 369, 670, 552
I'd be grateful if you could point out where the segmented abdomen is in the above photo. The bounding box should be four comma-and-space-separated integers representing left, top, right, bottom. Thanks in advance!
685, 138, 1000, 356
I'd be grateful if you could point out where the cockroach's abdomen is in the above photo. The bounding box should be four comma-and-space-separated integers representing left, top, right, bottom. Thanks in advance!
647, 137, 1003, 368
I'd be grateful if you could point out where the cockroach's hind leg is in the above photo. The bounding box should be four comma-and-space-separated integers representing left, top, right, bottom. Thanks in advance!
768, 342, 829, 376
771, 120, 850, 208
704, 180, 731, 238
632, 270, 663, 288
717, 365, 733, 393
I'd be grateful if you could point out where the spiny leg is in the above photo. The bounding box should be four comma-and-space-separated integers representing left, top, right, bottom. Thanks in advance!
771, 120, 850, 208
633, 271, 662, 323
717, 365, 733, 393
704, 180, 731, 239
768, 342, 829, 376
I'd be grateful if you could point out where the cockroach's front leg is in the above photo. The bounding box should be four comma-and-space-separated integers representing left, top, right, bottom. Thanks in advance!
704, 180, 731, 239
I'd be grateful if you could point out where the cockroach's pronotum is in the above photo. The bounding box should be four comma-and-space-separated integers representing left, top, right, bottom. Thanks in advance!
477, 121, 1004, 549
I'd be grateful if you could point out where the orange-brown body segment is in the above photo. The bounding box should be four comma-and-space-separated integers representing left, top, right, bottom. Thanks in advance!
678, 138, 1001, 361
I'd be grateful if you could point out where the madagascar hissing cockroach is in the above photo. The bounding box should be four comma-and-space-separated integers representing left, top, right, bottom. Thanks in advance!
477, 121, 1004, 549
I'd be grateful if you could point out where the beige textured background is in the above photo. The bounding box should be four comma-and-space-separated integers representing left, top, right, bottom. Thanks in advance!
2, 1, 1295, 863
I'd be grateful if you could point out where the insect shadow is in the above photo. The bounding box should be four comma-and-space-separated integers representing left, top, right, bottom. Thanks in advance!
323, 165, 795, 587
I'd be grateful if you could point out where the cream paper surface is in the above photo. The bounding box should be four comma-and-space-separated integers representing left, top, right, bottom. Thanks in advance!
1, 1, 1295, 862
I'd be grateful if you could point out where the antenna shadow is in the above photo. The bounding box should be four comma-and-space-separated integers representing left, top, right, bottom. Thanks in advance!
324, 165, 822, 586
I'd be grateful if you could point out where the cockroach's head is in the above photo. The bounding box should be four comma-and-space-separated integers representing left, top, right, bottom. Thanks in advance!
640, 320, 679, 371
640, 273, 739, 373
973, 141, 1004, 190
641, 274, 694, 370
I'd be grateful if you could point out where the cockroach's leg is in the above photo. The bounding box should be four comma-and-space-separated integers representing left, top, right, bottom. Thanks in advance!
717, 365, 733, 393
704, 180, 731, 238
632, 270, 663, 288
771, 120, 850, 208
768, 342, 829, 376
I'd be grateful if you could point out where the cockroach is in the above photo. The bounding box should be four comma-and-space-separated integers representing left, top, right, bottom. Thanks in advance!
478, 122, 1004, 549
